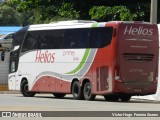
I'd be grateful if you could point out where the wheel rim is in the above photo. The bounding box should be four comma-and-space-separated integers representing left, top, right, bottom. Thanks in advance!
24, 84, 29, 92
73, 84, 79, 96
85, 83, 91, 97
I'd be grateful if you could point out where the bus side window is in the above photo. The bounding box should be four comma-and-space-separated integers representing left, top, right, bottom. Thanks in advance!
54, 36, 63, 49
77, 29, 89, 48
44, 31, 63, 49
64, 29, 76, 49
28, 37, 38, 50
44, 36, 54, 49
89, 27, 113, 48
22, 32, 38, 52
40, 39, 48, 49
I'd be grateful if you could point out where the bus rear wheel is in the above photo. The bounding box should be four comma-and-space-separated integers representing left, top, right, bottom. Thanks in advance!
83, 82, 95, 101
120, 95, 131, 102
20, 80, 35, 97
53, 93, 66, 98
104, 95, 119, 102
72, 81, 84, 100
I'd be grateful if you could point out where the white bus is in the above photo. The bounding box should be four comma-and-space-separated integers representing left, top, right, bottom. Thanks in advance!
8, 20, 159, 102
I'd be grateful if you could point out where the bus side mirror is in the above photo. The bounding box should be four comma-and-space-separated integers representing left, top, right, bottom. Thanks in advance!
1, 50, 5, 61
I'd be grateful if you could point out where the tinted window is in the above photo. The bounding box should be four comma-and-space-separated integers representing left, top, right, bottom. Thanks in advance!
89, 27, 113, 48
77, 29, 89, 48
22, 29, 64, 52
22, 32, 38, 52
64, 29, 77, 48
21, 27, 113, 52
4, 33, 14, 39
42, 30, 63, 49
12, 26, 29, 47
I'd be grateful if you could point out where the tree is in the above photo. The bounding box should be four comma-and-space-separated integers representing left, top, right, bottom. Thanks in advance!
0, 4, 20, 26
158, 0, 160, 23
7, 0, 159, 24
89, 6, 144, 21
8, 0, 80, 24
74, 0, 150, 22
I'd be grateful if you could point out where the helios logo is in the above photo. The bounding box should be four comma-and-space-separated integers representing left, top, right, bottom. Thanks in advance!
35, 50, 55, 63
124, 26, 153, 36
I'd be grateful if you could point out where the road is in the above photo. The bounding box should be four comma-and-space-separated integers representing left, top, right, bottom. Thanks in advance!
0, 93, 160, 120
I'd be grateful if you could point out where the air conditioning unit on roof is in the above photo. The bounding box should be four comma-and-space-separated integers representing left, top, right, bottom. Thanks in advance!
50, 20, 96, 24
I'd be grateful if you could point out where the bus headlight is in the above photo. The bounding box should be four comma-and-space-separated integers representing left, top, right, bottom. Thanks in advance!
11, 62, 15, 72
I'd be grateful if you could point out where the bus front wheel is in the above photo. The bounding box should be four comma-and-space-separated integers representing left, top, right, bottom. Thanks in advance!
72, 81, 84, 100
20, 80, 35, 97
83, 82, 95, 101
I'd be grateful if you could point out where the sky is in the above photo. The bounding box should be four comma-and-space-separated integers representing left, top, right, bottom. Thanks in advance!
0, 26, 22, 35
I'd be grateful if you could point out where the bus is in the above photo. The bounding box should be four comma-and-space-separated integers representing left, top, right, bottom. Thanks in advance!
8, 20, 159, 102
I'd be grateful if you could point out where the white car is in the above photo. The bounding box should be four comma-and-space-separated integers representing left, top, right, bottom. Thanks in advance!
0, 32, 14, 50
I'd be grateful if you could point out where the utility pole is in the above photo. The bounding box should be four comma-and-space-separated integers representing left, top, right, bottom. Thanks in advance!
150, 0, 157, 23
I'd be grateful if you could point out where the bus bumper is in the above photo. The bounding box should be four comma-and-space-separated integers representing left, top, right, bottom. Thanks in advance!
113, 81, 157, 95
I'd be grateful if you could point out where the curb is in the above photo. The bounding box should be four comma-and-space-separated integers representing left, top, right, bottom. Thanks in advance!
0, 91, 20, 94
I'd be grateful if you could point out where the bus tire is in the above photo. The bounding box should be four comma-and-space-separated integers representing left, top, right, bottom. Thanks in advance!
83, 82, 95, 101
104, 95, 119, 102
120, 95, 131, 102
53, 93, 66, 98
20, 80, 35, 97
72, 81, 84, 100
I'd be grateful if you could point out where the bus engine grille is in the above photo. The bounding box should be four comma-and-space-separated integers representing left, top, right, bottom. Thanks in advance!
123, 53, 154, 62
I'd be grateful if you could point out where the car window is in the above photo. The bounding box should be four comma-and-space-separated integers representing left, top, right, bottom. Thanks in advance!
0, 33, 14, 51
4, 34, 13, 39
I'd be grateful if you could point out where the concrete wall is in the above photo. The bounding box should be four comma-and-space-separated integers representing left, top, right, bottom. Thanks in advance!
0, 51, 10, 90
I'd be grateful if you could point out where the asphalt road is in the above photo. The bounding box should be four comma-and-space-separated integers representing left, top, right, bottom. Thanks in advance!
0, 93, 160, 120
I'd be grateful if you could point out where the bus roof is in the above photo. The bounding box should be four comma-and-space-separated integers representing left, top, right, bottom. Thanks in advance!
50, 20, 96, 24
108, 21, 154, 24
28, 20, 155, 31
29, 20, 97, 31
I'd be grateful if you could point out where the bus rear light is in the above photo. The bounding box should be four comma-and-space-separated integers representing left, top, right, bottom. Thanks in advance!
114, 65, 119, 76
114, 76, 123, 82
114, 65, 123, 82
152, 77, 158, 84
114, 76, 120, 80
152, 66, 158, 84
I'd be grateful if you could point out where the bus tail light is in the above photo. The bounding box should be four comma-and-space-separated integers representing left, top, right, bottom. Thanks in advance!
114, 65, 122, 82
152, 77, 158, 84
114, 76, 120, 80
152, 66, 158, 84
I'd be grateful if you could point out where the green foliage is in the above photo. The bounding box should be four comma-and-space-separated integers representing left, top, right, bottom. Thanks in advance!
8, 0, 80, 24
3, 0, 160, 24
0, 4, 20, 26
58, 2, 79, 19
89, 6, 145, 21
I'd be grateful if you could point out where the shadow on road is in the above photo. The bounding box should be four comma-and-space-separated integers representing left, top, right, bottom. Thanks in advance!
16, 94, 160, 104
